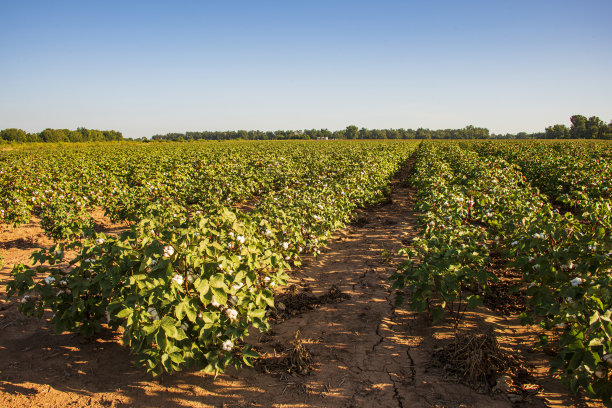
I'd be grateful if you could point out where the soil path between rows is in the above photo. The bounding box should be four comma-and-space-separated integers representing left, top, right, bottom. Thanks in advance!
0, 158, 600, 408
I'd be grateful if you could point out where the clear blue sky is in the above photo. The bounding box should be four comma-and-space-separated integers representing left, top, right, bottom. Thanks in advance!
1, 0, 611, 138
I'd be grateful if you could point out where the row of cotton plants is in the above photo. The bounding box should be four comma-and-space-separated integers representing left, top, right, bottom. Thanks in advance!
392, 141, 612, 405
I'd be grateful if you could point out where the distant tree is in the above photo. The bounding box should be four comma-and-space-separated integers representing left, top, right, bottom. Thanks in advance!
586, 116, 604, 139
345, 125, 358, 139
570, 115, 588, 139
0, 128, 28, 142
545, 124, 570, 139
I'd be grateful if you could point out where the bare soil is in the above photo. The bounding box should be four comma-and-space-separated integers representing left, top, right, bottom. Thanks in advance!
0, 162, 604, 408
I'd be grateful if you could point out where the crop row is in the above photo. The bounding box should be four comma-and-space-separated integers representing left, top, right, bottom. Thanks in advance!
392, 141, 612, 404
5, 140, 417, 376
458, 140, 612, 208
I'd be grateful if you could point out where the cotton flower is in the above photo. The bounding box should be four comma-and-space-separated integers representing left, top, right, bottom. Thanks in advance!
95, 238, 105, 245
236, 235, 246, 244
211, 297, 221, 307
511, 241, 518, 246
282, 242, 289, 250
570, 277, 583, 287
222, 339, 233, 351
231, 282, 244, 291
595, 367, 607, 379
147, 307, 160, 321
172, 274, 184, 285
163, 245, 175, 258
225, 308, 238, 320
44, 276, 55, 284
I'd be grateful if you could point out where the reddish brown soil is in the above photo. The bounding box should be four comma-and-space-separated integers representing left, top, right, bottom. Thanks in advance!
0, 167, 604, 408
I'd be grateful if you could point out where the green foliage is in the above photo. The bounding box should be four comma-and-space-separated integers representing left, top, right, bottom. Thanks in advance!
7, 203, 290, 375
393, 140, 612, 405
3, 140, 418, 377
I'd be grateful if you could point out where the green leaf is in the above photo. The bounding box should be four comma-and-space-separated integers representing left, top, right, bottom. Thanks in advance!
116, 308, 132, 319
209, 273, 226, 288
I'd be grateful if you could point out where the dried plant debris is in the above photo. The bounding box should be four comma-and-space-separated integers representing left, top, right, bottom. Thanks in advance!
268, 284, 350, 320
432, 327, 542, 400
286, 331, 313, 375
256, 331, 313, 376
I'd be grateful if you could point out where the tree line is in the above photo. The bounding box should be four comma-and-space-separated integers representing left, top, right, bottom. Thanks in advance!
152, 125, 491, 141
2, 114, 610, 143
151, 114, 612, 141
0, 128, 124, 143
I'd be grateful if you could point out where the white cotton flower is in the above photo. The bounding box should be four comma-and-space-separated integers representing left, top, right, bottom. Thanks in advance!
595, 367, 607, 379
511, 241, 518, 246
232, 282, 244, 291
282, 242, 289, 250
428, 221, 435, 227
588, 244, 596, 251
221, 339, 233, 351
456, 197, 464, 203
95, 238, 105, 245
236, 235, 246, 244
265, 229, 272, 236
570, 277, 583, 287
225, 308, 238, 320
211, 297, 221, 307
163, 245, 175, 258
44, 276, 55, 284
172, 274, 184, 285
147, 307, 160, 321
59, 280, 67, 286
